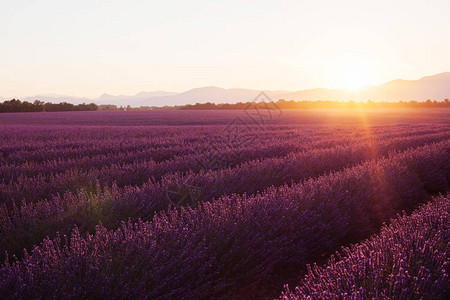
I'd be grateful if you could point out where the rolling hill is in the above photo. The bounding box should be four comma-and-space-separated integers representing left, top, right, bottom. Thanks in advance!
2, 72, 450, 106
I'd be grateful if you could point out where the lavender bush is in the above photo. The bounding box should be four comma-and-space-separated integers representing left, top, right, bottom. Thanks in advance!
0, 111, 448, 299
281, 194, 450, 299
0, 142, 448, 299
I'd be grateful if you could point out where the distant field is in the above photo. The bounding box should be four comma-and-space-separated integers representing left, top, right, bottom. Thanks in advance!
0, 107, 449, 126
0, 109, 448, 299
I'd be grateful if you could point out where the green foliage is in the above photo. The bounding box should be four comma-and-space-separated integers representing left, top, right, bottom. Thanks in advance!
0, 99, 98, 113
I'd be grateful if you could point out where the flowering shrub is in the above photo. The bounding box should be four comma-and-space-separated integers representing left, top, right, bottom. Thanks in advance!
0, 112, 448, 299
1, 133, 448, 261
281, 194, 450, 299
0, 142, 448, 299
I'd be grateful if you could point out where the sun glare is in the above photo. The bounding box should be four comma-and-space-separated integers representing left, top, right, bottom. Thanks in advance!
339, 67, 369, 90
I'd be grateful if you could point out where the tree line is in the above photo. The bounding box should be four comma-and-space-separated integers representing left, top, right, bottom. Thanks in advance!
173, 99, 450, 110
2, 98, 449, 113
0, 99, 98, 113
100, 98, 450, 111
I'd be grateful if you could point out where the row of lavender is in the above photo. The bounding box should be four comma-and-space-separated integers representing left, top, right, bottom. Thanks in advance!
0, 125, 443, 215
2, 126, 299, 164
2, 124, 444, 169
2, 125, 438, 180
281, 193, 449, 299
1, 130, 448, 260
1, 124, 448, 208
2, 129, 448, 207
0, 141, 448, 299
0, 126, 380, 196
1, 126, 351, 205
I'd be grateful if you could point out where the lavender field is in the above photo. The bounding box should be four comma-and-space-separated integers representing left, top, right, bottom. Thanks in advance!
0, 109, 449, 299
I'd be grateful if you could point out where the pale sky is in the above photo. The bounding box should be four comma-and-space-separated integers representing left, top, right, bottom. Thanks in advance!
1, 0, 450, 98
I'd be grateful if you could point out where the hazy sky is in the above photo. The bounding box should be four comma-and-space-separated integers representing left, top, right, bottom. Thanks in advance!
1, 0, 450, 98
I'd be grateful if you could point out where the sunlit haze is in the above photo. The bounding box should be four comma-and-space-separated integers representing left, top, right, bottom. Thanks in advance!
1, 0, 450, 98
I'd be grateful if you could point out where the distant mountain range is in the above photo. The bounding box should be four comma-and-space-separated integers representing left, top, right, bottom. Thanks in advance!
3, 72, 450, 107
